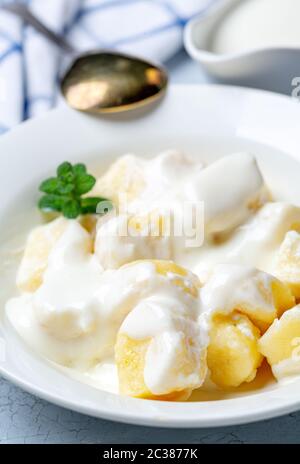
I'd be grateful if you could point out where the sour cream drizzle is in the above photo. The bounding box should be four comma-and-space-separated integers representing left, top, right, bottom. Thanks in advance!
5, 150, 298, 395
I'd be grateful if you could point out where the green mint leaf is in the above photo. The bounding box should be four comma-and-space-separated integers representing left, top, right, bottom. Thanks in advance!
38, 162, 112, 220
75, 174, 96, 195
39, 178, 59, 194
57, 180, 74, 195
73, 163, 87, 176
61, 171, 75, 184
57, 162, 73, 178
62, 199, 81, 219
38, 194, 63, 212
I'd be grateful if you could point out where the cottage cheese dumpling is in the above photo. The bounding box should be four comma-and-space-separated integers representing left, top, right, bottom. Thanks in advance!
95, 212, 172, 269
184, 152, 265, 235
90, 154, 145, 205
92, 150, 205, 270
273, 231, 300, 298
259, 305, 300, 381
9, 225, 161, 368
115, 260, 207, 399
227, 203, 300, 272
207, 312, 263, 388
200, 264, 295, 331
91, 150, 200, 208
8, 254, 205, 381
192, 202, 300, 281
32, 222, 99, 340
7, 221, 106, 368
17, 217, 69, 292
94, 152, 270, 273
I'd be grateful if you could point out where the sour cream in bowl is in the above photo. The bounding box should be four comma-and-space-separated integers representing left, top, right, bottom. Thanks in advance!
184, 0, 300, 93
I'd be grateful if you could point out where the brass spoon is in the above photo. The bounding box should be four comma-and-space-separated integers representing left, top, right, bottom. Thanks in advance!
61, 51, 168, 113
2, 3, 168, 113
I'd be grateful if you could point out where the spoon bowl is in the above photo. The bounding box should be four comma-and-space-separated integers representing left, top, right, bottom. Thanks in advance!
61, 51, 168, 113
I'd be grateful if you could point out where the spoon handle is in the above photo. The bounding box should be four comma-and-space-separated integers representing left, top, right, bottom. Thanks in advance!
2, 3, 76, 55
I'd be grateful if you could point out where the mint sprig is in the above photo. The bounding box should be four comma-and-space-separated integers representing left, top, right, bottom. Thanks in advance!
38, 162, 112, 219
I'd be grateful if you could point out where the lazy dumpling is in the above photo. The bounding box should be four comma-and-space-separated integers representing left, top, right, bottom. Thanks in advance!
207, 312, 262, 388
95, 211, 173, 269
90, 150, 200, 206
183, 152, 266, 235
200, 264, 295, 331
201, 264, 294, 387
259, 305, 300, 381
273, 230, 300, 299
17, 217, 69, 292
115, 260, 207, 400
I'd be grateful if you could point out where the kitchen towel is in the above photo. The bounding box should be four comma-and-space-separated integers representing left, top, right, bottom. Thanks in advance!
0, 0, 216, 131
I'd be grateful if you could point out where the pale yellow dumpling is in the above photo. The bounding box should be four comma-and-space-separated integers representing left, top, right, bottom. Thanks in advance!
237, 277, 295, 331
207, 312, 263, 388
17, 217, 69, 292
274, 231, 300, 299
200, 264, 295, 332
89, 154, 145, 205
115, 260, 206, 400
95, 211, 172, 269
115, 333, 204, 401
259, 305, 300, 380
150, 259, 201, 298
17, 218, 94, 293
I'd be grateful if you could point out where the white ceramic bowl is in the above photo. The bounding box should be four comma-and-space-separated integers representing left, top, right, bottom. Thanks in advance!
1, 85, 300, 428
184, 0, 300, 94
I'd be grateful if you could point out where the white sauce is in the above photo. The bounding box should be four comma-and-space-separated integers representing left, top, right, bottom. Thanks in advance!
7, 234, 173, 370
199, 264, 275, 316
119, 291, 206, 395
212, 0, 300, 55
183, 152, 265, 234
5, 149, 300, 396
7, 247, 208, 393
96, 151, 265, 271
192, 202, 300, 281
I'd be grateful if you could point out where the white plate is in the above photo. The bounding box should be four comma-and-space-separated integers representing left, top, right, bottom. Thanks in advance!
1, 85, 300, 428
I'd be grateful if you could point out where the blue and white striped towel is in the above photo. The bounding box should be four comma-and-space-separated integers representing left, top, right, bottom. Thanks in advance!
0, 0, 215, 133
